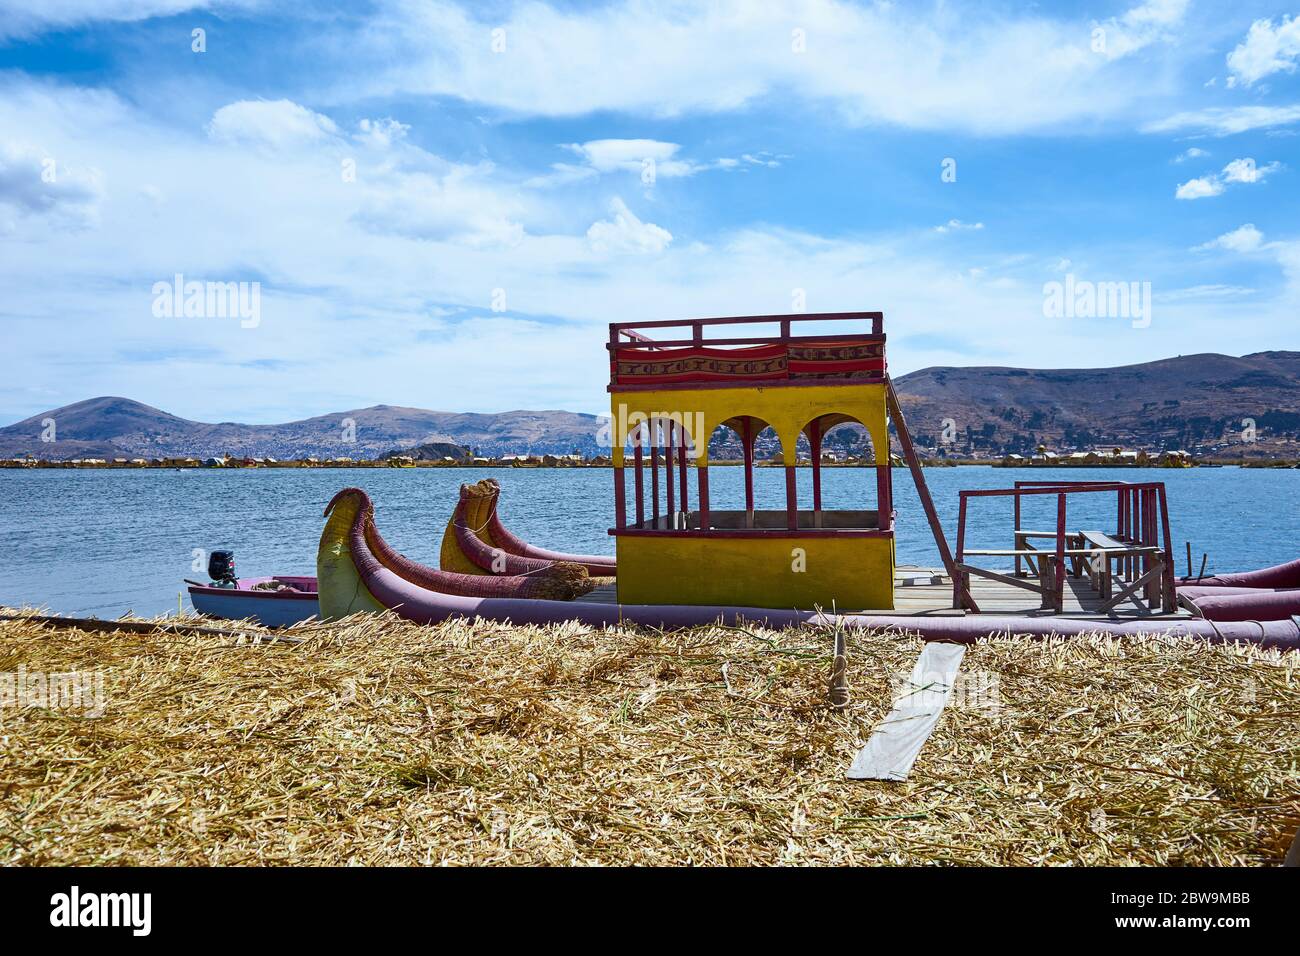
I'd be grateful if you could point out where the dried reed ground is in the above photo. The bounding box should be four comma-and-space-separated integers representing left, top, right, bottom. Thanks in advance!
1, 608, 1296, 866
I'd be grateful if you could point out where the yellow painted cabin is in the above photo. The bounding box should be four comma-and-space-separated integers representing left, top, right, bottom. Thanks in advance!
607, 313, 896, 610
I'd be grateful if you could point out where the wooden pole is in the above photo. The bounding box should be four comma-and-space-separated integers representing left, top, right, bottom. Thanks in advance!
885, 376, 972, 609
0, 613, 286, 642
828, 628, 850, 710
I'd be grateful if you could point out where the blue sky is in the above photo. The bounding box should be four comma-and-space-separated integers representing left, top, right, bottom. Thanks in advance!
0, 0, 1297, 422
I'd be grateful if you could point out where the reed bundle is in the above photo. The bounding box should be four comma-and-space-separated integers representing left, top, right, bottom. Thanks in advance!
1, 607, 1295, 865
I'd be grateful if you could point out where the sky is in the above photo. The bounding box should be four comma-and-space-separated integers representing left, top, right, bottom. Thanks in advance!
0, 0, 1298, 423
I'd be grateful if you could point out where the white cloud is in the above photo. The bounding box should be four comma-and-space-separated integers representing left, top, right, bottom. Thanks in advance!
1144, 104, 1300, 135
1175, 158, 1281, 199
1226, 16, 1300, 87
934, 219, 984, 233
1172, 146, 1208, 163
5, 68, 1298, 425
1194, 224, 1265, 252
1174, 176, 1223, 199
586, 198, 672, 254
355, 164, 526, 247
0, 143, 103, 231
204, 100, 525, 246
207, 100, 340, 150
566, 140, 687, 176
353, 118, 410, 150
1221, 158, 1280, 184
1092, 0, 1190, 60
540, 139, 769, 186
341, 0, 1189, 135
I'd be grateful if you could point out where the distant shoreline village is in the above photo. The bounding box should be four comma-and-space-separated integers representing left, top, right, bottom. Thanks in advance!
4, 448, 1297, 469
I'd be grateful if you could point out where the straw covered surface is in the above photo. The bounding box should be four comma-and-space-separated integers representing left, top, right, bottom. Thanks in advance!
1, 607, 1296, 866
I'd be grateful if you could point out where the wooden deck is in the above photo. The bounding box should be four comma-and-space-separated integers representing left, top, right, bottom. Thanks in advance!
574, 567, 1192, 620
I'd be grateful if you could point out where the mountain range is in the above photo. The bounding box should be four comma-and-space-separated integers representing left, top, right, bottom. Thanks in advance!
2, 351, 1297, 461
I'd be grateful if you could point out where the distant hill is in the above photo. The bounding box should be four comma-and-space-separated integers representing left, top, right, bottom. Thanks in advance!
891, 351, 1300, 458
0, 398, 604, 460
2, 351, 1297, 461
380, 441, 472, 461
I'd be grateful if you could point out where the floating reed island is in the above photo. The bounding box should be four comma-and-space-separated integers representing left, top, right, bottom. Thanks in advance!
1, 609, 1296, 866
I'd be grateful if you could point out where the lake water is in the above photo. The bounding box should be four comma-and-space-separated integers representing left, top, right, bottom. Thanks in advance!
1, 466, 1295, 617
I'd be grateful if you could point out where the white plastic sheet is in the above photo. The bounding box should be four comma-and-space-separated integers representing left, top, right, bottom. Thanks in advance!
846, 642, 966, 781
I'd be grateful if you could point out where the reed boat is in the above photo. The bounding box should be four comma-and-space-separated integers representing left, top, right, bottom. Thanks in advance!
310, 312, 1300, 650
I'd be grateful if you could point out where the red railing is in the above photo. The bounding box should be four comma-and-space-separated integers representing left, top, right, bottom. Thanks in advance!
609, 312, 885, 390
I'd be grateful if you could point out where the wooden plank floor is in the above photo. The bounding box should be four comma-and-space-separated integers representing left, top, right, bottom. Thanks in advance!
574, 568, 1190, 619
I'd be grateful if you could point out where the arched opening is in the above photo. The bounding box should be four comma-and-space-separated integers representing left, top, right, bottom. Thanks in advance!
717, 415, 784, 529
799, 413, 892, 531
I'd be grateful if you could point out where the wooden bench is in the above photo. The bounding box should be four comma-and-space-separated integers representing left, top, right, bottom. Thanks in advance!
959, 545, 1101, 612
1012, 529, 1084, 578
1076, 529, 1165, 611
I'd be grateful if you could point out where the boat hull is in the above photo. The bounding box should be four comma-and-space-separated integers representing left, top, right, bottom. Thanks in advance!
319, 490, 1300, 651
188, 576, 319, 626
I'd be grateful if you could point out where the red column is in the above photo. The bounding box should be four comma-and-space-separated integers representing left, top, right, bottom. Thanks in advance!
698, 464, 710, 531
742, 417, 755, 526
1157, 485, 1175, 612
665, 419, 675, 521
809, 419, 822, 527
1054, 493, 1067, 612
953, 494, 969, 610
633, 423, 644, 527
876, 461, 892, 532
650, 420, 660, 526
613, 465, 626, 530
678, 422, 688, 516
785, 464, 798, 531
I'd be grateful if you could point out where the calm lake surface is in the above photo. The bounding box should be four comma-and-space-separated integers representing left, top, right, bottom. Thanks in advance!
1, 466, 1296, 617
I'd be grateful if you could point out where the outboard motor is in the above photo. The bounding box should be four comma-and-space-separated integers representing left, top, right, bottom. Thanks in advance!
208, 550, 238, 588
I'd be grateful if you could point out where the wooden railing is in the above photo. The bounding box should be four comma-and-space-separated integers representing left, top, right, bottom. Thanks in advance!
953, 480, 1175, 614
610, 311, 883, 350
609, 312, 886, 390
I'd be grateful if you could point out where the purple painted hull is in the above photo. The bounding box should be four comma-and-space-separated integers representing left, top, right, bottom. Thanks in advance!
1178, 558, 1300, 590
356, 562, 1300, 651
1180, 586, 1300, 623
187, 576, 319, 627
